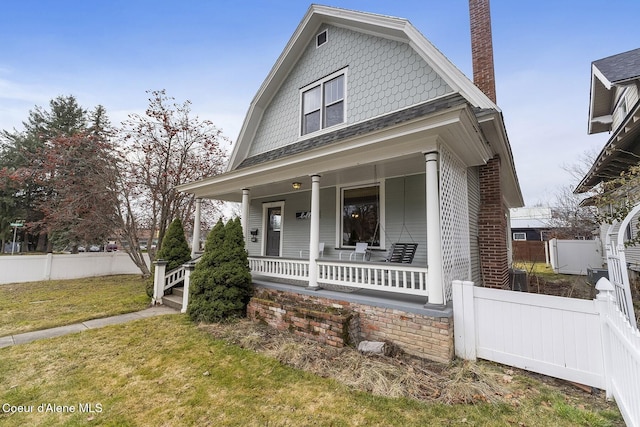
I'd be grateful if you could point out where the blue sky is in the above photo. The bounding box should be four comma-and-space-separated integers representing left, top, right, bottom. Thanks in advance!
1, 1, 639, 205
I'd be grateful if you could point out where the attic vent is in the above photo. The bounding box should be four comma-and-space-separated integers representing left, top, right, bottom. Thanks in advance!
316, 30, 327, 48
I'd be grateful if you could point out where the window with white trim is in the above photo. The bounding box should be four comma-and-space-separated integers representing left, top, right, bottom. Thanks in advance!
341, 184, 381, 248
301, 71, 345, 135
513, 232, 526, 241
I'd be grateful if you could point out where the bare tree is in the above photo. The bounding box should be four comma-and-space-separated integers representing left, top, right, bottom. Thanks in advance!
560, 147, 599, 185
547, 185, 598, 239
116, 90, 229, 276
542, 149, 599, 239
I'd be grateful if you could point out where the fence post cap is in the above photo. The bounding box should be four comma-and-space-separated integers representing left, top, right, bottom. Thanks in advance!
595, 277, 614, 292
154, 259, 168, 266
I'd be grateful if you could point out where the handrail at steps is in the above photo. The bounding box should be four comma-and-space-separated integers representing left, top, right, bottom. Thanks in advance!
153, 256, 202, 312
164, 267, 186, 291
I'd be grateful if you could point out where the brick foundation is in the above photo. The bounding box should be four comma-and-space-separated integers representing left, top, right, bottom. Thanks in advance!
247, 287, 454, 363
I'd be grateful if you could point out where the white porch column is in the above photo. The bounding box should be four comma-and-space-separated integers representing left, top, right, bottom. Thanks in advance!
152, 260, 168, 305
425, 152, 444, 305
241, 189, 250, 245
191, 198, 202, 259
308, 175, 321, 289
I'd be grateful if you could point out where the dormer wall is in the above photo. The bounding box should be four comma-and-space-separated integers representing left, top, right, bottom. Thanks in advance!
612, 83, 639, 132
247, 24, 452, 158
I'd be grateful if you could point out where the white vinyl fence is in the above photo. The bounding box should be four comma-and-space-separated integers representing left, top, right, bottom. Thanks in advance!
453, 279, 640, 427
0, 252, 149, 285
548, 238, 603, 275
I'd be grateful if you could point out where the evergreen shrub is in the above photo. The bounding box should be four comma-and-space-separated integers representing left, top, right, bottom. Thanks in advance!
146, 218, 192, 297
188, 218, 252, 322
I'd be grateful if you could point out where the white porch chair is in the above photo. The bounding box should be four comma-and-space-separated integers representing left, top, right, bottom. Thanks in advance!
340, 242, 369, 261
299, 242, 325, 258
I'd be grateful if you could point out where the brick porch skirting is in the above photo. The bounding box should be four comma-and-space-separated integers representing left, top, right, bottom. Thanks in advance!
247, 286, 454, 363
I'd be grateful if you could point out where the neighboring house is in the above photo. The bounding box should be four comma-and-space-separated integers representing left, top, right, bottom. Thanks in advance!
509, 207, 552, 263
575, 47, 640, 274
177, 4, 523, 362
510, 207, 553, 241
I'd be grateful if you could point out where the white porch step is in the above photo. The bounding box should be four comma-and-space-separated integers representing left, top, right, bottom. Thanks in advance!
162, 287, 184, 310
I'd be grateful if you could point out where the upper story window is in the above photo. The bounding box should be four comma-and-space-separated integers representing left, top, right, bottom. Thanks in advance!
301, 70, 345, 136
620, 96, 628, 117
615, 88, 629, 118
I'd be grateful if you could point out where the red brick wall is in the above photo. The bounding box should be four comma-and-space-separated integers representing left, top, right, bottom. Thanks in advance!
478, 156, 509, 288
248, 287, 454, 363
247, 289, 356, 348
469, 0, 497, 103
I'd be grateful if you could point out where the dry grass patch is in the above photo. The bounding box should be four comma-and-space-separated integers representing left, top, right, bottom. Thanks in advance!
0, 275, 149, 337
0, 315, 624, 426
0, 315, 446, 426
201, 319, 624, 426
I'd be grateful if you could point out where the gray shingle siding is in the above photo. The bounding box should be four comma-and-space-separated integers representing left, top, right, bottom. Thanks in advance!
246, 23, 453, 160
238, 93, 466, 169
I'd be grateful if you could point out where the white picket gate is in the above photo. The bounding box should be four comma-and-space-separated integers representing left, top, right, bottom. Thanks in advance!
453, 279, 640, 427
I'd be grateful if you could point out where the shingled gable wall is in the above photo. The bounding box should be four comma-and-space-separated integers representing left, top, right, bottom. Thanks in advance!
470, 0, 510, 288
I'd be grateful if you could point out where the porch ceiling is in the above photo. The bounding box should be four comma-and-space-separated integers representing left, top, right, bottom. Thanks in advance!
178, 103, 492, 202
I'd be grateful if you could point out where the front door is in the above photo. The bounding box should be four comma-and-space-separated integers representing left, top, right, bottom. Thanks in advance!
266, 206, 282, 256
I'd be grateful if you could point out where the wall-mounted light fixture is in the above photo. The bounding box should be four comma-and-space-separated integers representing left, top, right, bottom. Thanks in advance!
292, 182, 302, 190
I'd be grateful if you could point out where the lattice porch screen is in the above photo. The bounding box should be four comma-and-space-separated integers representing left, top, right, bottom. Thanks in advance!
439, 147, 471, 303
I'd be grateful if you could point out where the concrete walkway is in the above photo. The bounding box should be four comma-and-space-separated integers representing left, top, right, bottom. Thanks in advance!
0, 306, 178, 349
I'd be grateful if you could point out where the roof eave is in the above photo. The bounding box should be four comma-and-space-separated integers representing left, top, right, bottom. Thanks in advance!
476, 110, 524, 208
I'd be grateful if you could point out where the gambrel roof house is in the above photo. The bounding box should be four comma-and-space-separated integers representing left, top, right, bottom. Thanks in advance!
177, 3, 523, 362
576, 48, 640, 273
577, 47, 640, 190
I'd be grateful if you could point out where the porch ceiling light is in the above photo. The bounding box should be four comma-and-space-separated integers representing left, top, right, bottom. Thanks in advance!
292, 182, 302, 190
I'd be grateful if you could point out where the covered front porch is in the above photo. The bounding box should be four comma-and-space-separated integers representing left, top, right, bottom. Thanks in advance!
187, 150, 445, 305
179, 100, 490, 306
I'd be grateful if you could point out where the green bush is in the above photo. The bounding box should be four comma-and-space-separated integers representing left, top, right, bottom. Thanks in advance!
146, 218, 192, 297
156, 218, 191, 271
188, 218, 252, 322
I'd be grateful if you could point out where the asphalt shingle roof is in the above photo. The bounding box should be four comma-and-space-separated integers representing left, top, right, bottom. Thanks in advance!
236, 93, 470, 169
593, 47, 640, 84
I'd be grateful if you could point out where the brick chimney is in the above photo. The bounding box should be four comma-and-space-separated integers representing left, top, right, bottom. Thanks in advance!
469, 0, 509, 289
469, 0, 497, 103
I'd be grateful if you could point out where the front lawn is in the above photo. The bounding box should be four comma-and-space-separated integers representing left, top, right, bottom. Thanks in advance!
0, 275, 149, 337
0, 315, 623, 426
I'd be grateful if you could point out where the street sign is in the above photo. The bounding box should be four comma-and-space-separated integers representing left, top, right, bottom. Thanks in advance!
10, 221, 24, 255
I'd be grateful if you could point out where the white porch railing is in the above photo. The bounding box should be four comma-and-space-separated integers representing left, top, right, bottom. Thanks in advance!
248, 257, 428, 296
249, 258, 310, 280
